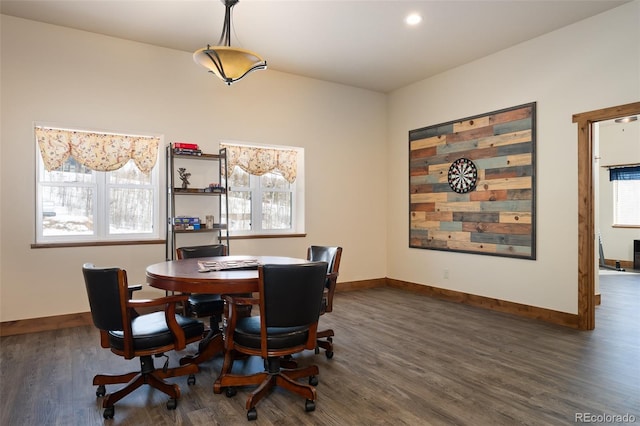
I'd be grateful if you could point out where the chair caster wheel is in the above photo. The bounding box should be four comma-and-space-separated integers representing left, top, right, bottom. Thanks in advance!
247, 407, 258, 421
325, 350, 334, 359
167, 398, 177, 410
314, 346, 320, 354
96, 385, 106, 397
225, 387, 237, 397
103, 406, 114, 419
305, 399, 316, 412
187, 374, 196, 385
309, 375, 319, 386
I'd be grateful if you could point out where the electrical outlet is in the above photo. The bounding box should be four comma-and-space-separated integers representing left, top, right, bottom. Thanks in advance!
443, 269, 449, 279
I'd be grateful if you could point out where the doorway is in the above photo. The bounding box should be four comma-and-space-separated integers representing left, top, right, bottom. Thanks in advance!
572, 101, 640, 330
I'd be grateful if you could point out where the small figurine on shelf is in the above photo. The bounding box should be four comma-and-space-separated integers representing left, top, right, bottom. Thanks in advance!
178, 168, 191, 189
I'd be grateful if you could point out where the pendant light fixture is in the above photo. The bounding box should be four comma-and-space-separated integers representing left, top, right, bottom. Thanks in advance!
193, 0, 267, 85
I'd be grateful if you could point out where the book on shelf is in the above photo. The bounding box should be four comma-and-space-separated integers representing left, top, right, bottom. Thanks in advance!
175, 187, 211, 192
173, 142, 199, 150
173, 216, 201, 230
173, 147, 202, 156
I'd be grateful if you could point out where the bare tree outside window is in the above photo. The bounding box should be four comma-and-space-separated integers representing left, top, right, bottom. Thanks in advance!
220, 142, 302, 236
223, 159, 296, 233
36, 132, 160, 243
261, 173, 291, 230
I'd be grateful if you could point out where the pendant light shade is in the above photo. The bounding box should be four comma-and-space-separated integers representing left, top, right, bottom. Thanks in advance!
194, 0, 266, 85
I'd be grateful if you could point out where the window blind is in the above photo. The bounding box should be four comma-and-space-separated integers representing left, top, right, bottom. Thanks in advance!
609, 165, 640, 181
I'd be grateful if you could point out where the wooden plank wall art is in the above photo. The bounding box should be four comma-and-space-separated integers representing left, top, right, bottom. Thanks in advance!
409, 103, 536, 259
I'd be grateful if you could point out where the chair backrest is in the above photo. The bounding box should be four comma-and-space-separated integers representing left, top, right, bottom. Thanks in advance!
82, 263, 127, 332
259, 262, 328, 329
307, 246, 342, 313
176, 244, 227, 259
307, 246, 342, 279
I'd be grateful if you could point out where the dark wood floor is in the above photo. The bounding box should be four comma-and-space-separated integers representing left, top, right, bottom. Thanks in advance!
2, 272, 638, 425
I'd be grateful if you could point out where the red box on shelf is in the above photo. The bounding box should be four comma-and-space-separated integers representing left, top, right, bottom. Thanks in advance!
173, 142, 199, 150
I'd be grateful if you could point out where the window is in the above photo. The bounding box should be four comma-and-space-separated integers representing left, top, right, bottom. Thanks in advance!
35, 126, 161, 244
610, 166, 640, 227
613, 180, 640, 226
221, 142, 304, 235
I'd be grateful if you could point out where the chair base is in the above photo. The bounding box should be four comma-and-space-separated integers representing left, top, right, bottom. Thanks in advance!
316, 328, 334, 358
179, 327, 224, 366
283, 327, 335, 370
214, 360, 319, 415
94, 355, 198, 410
179, 307, 251, 366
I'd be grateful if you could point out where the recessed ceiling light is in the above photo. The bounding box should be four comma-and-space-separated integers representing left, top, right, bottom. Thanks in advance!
405, 13, 422, 26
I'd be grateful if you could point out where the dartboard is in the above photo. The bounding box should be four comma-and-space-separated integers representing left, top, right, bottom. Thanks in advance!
447, 158, 478, 194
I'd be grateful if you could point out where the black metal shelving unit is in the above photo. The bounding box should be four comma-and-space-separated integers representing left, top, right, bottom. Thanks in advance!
165, 145, 229, 260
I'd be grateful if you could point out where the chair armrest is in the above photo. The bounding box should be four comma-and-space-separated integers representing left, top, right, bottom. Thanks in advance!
222, 294, 259, 306
323, 272, 339, 313
127, 284, 143, 298
127, 294, 192, 351
127, 294, 189, 309
221, 294, 259, 349
125, 284, 144, 319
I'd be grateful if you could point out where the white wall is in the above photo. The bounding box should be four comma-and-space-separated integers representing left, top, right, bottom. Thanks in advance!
597, 120, 640, 262
0, 15, 387, 321
387, 1, 640, 314
2, 2, 639, 323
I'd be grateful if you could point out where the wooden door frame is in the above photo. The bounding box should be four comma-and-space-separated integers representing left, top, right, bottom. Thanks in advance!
572, 101, 640, 330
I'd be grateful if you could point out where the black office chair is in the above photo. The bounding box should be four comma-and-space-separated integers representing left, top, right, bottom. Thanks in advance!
176, 244, 227, 333
82, 263, 204, 419
307, 246, 342, 358
213, 262, 328, 421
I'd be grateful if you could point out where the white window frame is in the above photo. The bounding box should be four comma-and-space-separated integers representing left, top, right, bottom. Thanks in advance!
35, 126, 161, 244
222, 140, 305, 236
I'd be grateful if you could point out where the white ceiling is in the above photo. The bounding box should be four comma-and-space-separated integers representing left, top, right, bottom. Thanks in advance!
1, 0, 630, 93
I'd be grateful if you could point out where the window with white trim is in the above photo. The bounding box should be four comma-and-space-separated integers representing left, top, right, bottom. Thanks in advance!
613, 179, 640, 226
610, 165, 640, 227
35, 126, 161, 243
221, 142, 304, 235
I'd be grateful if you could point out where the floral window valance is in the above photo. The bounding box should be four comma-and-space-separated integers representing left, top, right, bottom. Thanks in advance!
35, 127, 160, 174
221, 143, 298, 183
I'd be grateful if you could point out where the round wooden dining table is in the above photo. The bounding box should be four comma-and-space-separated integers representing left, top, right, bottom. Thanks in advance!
146, 255, 309, 293
146, 255, 309, 365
